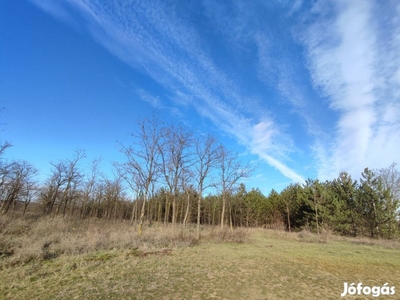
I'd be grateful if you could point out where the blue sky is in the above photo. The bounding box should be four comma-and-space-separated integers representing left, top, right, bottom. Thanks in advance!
1, 0, 400, 194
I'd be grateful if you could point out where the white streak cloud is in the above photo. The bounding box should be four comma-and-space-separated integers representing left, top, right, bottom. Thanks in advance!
300, 0, 400, 179
30, 0, 333, 184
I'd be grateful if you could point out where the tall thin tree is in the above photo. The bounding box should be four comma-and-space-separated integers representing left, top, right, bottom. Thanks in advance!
216, 145, 253, 230
193, 134, 219, 239
118, 115, 162, 235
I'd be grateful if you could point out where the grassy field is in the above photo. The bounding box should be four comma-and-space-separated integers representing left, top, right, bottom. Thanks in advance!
1, 216, 400, 299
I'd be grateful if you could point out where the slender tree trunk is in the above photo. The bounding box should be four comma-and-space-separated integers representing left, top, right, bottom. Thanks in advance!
183, 191, 190, 228
11, 197, 17, 214
196, 193, 202, 239
157, 198, 162, 223
172, 193, 177, 228
221, 194, 226, 230
147, 199, 152, 224
113, 199, 118, 220
229, 205, 233, 231
23, 201, 30, 216
131, 200, 137, 224
62, 198, 69, 218
164, 194, 170, 225
138, 196, 146, 235
179, 198, 184, 224
80, 198, 88, 221
286, 204, 291, 232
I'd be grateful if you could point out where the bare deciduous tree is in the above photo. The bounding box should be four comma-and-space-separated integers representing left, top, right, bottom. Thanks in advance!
102, 175, 124, 220
80, 158, 102, 220
181, 168, 195, 228
377, 162, 400, 201
158, 124, 193, 228
0, 160, 38, 215
376, 163, 400, 238
118, 115, 162, 235
57, 150, 85, 218
194, 134, 219, 239
41, 150, 85, 216
216, 146, 253, 230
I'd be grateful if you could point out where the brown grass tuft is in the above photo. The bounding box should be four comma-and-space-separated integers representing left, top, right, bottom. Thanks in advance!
204, 227, 250, 244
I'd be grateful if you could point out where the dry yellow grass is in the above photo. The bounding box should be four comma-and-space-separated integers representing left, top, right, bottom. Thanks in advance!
0, 215, 248, 265
1, 215, 400, 299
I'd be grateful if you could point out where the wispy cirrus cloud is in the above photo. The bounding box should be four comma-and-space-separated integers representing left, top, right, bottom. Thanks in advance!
29, 0, 73, 24
135, 88, 162, 109
30, 0, 306, 183
299, 0, 400, 179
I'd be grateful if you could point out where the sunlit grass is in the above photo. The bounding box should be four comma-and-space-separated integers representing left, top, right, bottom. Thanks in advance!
1, 216, 399, 299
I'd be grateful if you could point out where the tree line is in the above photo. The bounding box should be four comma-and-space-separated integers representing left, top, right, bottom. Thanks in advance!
1, 116, 399, 239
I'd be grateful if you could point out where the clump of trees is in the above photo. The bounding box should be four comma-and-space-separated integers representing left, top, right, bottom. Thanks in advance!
0, 141, 38, 215
274, 167, 400, 239
0, 116, 253, 239
115, 115, 254, 238
1, 116, 399, 239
